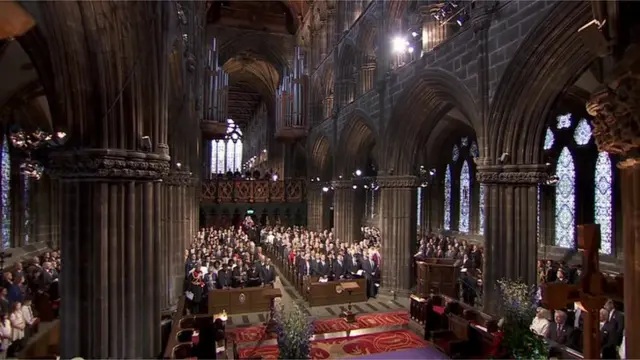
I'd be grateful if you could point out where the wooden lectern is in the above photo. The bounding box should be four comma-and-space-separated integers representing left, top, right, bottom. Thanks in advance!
338, 282, 360, 323
263, 288, 282, 334
541, 224, 623, 359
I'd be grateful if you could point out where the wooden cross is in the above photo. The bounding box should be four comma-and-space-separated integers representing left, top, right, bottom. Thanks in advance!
541, 224, 623, 359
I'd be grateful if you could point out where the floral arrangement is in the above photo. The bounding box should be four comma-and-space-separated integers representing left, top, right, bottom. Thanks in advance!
497, 278, 548, 359
274, 302, 314, 359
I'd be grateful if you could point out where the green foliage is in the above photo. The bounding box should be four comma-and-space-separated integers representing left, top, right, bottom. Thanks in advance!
497, 279, 548, 360
274, 303, 314, 360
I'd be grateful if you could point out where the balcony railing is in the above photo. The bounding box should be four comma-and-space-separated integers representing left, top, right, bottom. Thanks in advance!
201, 179, 306, 203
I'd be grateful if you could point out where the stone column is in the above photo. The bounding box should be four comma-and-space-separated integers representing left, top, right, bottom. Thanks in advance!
332, 180, 358, 243
587, 73, 640, 359
319, 20, 328, 61
358, 57, 376, 95
476, 165, 545, 314
326, 7, 337, 50
48, 150, 169, 358
307, 182, 329, 231
377, 175, 418, 296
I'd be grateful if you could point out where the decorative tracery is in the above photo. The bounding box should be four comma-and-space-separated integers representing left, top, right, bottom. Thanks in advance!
543, 128, 554, 150
556, 113, 572, 129
211, 119, 243, 174
594, 152, 612, 254
1, 136, 11, 249
444, 164, 451, 231
554, 147, 575, 248
573, 119, 592, 145
458, 160, 470, 233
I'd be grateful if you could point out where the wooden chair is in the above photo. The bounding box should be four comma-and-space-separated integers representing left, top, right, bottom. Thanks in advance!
176, 329, 195, 343
179, 317, 196, 329
172, 342, 194, 359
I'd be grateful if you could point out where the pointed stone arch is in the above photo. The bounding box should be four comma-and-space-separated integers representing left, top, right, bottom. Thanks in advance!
336, 108, 378, 176
382, 68, 479, 174
488, 1, 596, 165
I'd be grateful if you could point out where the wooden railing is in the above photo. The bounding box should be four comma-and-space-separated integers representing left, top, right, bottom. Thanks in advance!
201, 179, 306, 203
163, 296, 187, 359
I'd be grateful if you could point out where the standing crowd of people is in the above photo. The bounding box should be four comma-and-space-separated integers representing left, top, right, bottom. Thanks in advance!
0, 251, 61, 358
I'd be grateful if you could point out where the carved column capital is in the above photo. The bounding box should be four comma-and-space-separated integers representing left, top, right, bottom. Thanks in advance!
471, 1, 497, 32
377, 175, 419, 188
164, 170, 195, 187
476, 164, 549, 185
587, 74, 640, 158
47, 148, 170, 180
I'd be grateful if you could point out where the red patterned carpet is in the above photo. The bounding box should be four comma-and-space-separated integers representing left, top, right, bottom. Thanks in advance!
231, 311, 409, 344
238, 329, 427, 359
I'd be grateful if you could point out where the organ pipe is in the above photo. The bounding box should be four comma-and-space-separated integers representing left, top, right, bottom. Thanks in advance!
204, 37, 229, 125
275, 46, 307, 134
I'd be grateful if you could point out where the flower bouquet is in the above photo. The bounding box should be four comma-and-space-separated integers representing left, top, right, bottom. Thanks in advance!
497, 278, 548, 359
274, 303, 314, 359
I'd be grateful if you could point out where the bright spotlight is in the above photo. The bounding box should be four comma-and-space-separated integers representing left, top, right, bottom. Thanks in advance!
322, 186, 329, 192
316, 177, 320, 181
272, 174, 279, 181
355, 169, 362, 176
352, 185, 358, 190
408, 47, 414, 53
411, 31, 419, 38
391, 37, 409, 53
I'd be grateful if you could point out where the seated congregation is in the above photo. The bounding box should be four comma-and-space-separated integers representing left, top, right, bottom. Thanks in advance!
0, 251, 60, 358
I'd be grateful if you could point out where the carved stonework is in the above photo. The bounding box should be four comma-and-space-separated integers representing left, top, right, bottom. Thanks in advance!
377, 175, 419, 188
587, 74, 640, 157
165, 171, 195, 187
47, 149, 170, 180
476, 171, 548, 185
331, 179, 353, 189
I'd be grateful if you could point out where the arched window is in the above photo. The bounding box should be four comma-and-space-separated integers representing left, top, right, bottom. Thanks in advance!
479, 185, 485, 236
1, 136, 11, 249
594, 152, 612, 254
555, 147, 575, 248
444, 164, 451, 231
211, 119, 243, 174
459, 160, 470, 233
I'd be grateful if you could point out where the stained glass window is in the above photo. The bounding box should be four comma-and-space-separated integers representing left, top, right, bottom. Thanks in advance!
210, 119, 243, 174
573, 119, 592, 145
461, 137, 468, 147
417, 187, 422, 227
458, 161, 470, 232
594, 152, 612, 254
470, 141, 479, 158
557, 113, 572, 129
23, 175, 30, 245
452, 145, 460, 162
1, 136, 11, 249
537, 185, 541, 242
444, 164, 451, 231
554, 147, 576, 248
479, 185, 485, 236
544, 128, 554, 150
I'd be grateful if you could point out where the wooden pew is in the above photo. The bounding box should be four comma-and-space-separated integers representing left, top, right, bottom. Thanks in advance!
207, 286, 274, 314
163, 296, 188, 359
305, 278, 367, 307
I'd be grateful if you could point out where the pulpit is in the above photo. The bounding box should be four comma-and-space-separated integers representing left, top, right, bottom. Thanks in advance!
338, 282, 360, 323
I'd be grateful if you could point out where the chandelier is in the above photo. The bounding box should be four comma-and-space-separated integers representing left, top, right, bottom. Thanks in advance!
8, 127, 68, 179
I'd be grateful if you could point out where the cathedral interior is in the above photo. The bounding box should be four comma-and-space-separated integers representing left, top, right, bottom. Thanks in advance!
0, 0, 639, 359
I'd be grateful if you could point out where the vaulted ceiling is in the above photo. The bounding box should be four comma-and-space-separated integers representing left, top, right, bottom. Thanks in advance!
207, 1, 301, 126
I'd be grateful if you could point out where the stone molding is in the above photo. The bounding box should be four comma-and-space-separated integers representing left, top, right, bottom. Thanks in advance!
331, 179, 353, 189
587, 73, 640, 157
164, 171, 195, 187
377, 175, 419, 188
47, 149, 170, 180
476, 164, 549, 184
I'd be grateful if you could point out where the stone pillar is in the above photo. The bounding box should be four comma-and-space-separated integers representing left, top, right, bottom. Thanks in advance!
319, 20, 328, 60
476, 165, 545, 314
307, 182, 323, 231
48, 150, 169, 358
327, 7, 337, 50
377, 175, 418, 296
359, 57, 376, 95
332, 180, 359, 243
587, 73, 640, 359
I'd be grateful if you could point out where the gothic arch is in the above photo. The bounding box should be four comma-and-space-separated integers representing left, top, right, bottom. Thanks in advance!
336, 108, 378, 176
488, 1, 596, 165
382, 68, 479, 174
337, 40, 357, 78
354, 11, 378, 58
309, 134, 332, 179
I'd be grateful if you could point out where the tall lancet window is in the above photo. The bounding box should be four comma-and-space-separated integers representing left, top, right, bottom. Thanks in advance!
479, 185, 485, 235
459, 161, 470, 233
554, 147, 576, 248
1, 136, 11, 249
594, 152, 613, 254
444, 164, 452, 230
210, 119, 243, 174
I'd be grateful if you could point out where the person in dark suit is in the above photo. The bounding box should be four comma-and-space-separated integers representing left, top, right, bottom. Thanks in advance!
332, 254, 346, 280
216, 264, 232, 289
246, 264, 261, 287
345, 250, 360, 277
360, 252, 378, 298
546, 310, 574, 348
314, 254, 330, 277
600, 308, 619, 359
185, 254, 197, 279
604, 299, 624, 346
259, 258, 276, 286
231, 261, 247, 288
299, 255, 313, 277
